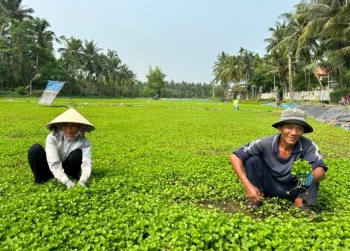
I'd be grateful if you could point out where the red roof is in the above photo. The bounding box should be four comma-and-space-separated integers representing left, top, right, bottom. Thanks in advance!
315, 67, 328, 76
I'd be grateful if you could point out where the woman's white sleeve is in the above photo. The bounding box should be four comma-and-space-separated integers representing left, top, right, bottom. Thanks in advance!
46, 134, 69, 184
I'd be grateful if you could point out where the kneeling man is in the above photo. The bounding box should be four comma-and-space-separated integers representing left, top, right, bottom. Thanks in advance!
230, 108, 327, 212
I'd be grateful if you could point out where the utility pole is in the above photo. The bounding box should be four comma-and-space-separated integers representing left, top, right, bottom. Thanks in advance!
212, 81, 215, 98
288, 50, 293, 104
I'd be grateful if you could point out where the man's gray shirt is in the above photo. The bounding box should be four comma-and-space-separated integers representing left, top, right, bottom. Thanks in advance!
233, 134, 327, 183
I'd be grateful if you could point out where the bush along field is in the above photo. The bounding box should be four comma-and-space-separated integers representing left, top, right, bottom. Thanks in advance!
0, 98, 350, 250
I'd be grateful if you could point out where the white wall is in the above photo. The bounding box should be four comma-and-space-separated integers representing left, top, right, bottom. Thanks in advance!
260, 90, 331, 102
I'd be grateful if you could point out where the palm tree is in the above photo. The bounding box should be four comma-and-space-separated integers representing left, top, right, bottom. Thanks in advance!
33, 18, 56, 51
213, 52, 229, 100
0, 0, 33, 82
264, 20, 291, 94
81, 39, 102, 93
0, 0, 34, 36
295, 0, 346, 89
102, 49, 122, 95
238, 47, 259, 85
33, 18, 58, 68
58, 36, 83, 78
295, 0, 343, 44
213, 52, 242, 100
318, 3, 350, 86
265, 7, 322, 97
119, 64, 137, 96
266, 49, 290, 94
265, 21, 288, 53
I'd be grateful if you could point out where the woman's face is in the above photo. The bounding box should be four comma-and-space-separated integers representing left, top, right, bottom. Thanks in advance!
60, 123, 79, 138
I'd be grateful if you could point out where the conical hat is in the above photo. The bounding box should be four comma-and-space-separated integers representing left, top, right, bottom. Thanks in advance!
46, 108, 95, 131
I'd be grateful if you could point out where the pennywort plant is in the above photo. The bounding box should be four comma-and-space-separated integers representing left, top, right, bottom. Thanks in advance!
291, 159, 313, 177
0, 98, 350, 250
286, 159, 313, 194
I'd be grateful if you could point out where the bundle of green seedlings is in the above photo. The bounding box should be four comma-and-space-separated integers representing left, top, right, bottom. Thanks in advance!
286, 159, 313, 194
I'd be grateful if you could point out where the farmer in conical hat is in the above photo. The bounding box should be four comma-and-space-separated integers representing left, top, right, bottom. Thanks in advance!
229, 108, 328, 213
28, 108, 94, 189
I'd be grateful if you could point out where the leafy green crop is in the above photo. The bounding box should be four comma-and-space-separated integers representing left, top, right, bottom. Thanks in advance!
0, 98, 350, 250
291, 159, 313, 176
286, 159, 313, 194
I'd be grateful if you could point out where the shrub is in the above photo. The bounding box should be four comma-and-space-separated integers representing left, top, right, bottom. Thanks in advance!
31, 90, 44, 97
0, 90, 14, 97
14, 87, 27, 95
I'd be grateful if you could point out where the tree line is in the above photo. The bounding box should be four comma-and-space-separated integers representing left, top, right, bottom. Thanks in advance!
1, 0, 350, 101
213, 0, 350, 101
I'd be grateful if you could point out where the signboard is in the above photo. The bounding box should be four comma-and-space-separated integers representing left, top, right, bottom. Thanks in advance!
38, 81, 65, 105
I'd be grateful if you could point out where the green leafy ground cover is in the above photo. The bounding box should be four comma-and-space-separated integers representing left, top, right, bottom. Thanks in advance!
0, 98, 350, 250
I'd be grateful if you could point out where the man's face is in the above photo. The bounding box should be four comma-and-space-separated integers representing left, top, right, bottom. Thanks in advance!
278, 123, 304, 145
60, 123, 79, 138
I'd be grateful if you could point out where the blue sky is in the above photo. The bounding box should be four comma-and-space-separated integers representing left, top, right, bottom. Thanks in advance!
23, 0, 299, 83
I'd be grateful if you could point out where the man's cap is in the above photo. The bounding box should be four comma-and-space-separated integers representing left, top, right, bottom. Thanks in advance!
272, 108, 313, 133
46, 108, 95, 132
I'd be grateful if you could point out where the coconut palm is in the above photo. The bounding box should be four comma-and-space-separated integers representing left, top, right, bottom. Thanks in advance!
213, 52, 242, 100
0, 0, 34, 84
32, 18, 58, 68
119, 64, 137, 96
81, 39, 102, 91
294, 0, 350, 88
295, 0, 344, 44
265, 7, 325, 96
103, 49, 122, 92
318, 3, 350, 86
58, 36, 83, 79
0, 0, 34, 36
33, 18, 56, 51
238, 47, 260, 85
57, 36, 86, 94
294, 0, 343, 62
265, 21, 288, 53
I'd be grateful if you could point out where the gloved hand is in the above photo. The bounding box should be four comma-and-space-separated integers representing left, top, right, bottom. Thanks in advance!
78, 180, 87, 188
65, 180, 76, 189
298, 173, 313, 186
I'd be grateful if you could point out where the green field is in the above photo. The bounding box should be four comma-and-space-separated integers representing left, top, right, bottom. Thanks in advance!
1, 97, 349, 250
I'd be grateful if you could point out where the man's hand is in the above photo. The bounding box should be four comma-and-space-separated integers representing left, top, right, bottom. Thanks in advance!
245, 185, 263, 203
78, 180, 87, 188
298, 173, 313, 186
65, 180, 76, 189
